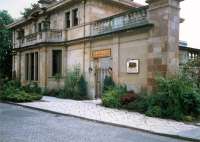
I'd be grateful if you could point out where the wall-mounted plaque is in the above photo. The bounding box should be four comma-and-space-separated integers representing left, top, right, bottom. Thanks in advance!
92, 49, 111, 59
127, 59, 139, 74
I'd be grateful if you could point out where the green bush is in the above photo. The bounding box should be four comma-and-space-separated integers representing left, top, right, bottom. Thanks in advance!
102, 85, 127, 108
77, 75, 88, 99
103, 76, 115, 92
145, 106, 162, 118
61, 66, 88, 100
22, 82, 41, 94
124, 75, 200, 121
0, 80, 42, 103
124, 94, 148, 113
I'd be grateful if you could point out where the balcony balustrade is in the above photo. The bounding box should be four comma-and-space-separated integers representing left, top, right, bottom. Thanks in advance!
17, 29, 63, 48
91, 6, 148, 36
14, 6, 149, 48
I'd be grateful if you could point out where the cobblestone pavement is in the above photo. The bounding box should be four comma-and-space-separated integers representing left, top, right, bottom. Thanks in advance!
0, 103, 191, 142
18, 96, 200, 141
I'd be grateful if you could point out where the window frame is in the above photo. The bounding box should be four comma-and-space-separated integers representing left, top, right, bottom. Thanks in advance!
72, 8, 79, 27
65, 11, 71, 28
52, 50, 62, 77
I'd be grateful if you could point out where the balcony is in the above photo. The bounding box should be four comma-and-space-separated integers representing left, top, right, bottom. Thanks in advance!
91, 6, 148, 36
14, 6, 149, 48
16, 29, 63, 48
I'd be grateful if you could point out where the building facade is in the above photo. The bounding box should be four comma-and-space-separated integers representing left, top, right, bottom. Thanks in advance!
179, 41, 200, 65
8, 0, 184, 99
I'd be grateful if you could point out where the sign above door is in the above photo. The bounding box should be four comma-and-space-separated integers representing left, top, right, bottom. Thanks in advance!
92, 49, 111, 59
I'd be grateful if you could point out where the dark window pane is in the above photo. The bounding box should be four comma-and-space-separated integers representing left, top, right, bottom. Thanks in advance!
38, 23, 42, 32
35, 52, 38, 81
52, 50, 62, 76
25, 54, 29, 80
30, 53, 35, 80
72, 9, 78, 26
65, 12, 70, 28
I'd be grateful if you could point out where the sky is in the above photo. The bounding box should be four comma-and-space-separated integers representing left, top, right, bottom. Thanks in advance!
0, 0, 199, 49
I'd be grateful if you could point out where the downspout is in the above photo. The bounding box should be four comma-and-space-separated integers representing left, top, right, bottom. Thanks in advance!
83, 0, 86, 76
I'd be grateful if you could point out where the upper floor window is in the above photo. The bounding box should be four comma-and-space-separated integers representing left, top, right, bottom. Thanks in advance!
38, 23, 42, 32
17, 29, 25, 39
72, 9, 79, 26
65, 12, 70, 28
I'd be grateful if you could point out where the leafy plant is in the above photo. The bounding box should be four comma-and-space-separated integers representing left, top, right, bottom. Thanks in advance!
0, 10, 13, 79
61, 66, 88, 100
102, 85, 127, 108
21, 3, 40, 18
103, 76, 115, 92
22, 82, 41, 94
0, 80, 42, 102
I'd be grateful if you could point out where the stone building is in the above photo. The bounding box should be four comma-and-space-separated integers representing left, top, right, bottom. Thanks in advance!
179, 41, 200, 65
8, 0, 184, 99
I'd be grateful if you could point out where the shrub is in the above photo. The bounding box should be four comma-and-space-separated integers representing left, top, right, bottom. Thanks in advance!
182, 58, 200, 88
102, 85, 127, 108
103, 76, 115, 92
145, 106, 162, 118
150, 75, 200, 120
62, 66, 88, 100
0, 80, 42, 103
121, 91, 137, 105
77, 75, 88, 99
123, 91, 148, 113
22, 82, 41, 94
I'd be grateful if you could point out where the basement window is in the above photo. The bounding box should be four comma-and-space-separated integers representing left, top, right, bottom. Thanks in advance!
52, 50, 62, 76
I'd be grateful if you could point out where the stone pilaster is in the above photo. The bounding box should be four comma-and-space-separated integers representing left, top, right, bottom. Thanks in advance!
146, 0, 183, 90
39, 47, 47, 88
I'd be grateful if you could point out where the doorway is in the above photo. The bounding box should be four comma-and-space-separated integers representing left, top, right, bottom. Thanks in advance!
94, 57, 112, 98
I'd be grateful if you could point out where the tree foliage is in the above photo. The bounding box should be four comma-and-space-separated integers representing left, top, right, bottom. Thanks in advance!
21, 3, 40, 18
0, 10, 13, 79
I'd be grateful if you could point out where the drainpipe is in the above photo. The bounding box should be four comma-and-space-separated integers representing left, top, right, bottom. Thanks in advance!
83, 0, 86, 76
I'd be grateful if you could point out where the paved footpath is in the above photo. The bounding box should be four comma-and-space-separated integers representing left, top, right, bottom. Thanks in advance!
17, 96, 200, 141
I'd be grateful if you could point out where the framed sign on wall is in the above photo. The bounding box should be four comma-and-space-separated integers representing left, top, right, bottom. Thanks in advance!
127, 59, 139, 74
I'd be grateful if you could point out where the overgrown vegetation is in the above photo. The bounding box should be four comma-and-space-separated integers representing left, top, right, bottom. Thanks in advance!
0, 10, 13, 79
102, 60, 200, 121
21, 3, 40, 18
102, 85, 127, 108
44, 66, 88, 100
61, 66, 87, 100
127, 75, 200, 121
0, 80, 42, 103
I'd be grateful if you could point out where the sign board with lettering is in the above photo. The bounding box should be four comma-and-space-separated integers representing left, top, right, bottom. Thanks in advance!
92, 49, 111, 59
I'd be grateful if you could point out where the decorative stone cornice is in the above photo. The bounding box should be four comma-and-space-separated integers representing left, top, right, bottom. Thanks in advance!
146, 0, 184, 3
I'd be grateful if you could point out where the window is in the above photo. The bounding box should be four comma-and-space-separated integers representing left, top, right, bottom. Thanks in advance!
65, 12, 71, 28
52, 50, 62, 76
72, 9, 79, 26
25, 52, 39, 81
17, 29, 25, 39
34, 23, 37, 33
38, 23, 42, 32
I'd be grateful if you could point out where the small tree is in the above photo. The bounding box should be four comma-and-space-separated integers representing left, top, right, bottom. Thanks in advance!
77, 75, 87, 99
103, 76, 115, 92
21, 3, 40, 18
